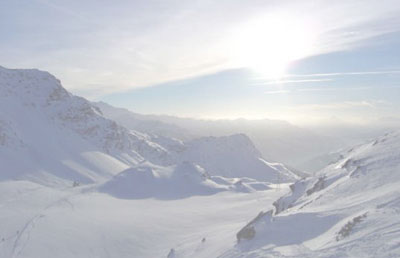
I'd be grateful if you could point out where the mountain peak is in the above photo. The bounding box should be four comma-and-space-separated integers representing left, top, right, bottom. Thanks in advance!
0, 66, 70, 106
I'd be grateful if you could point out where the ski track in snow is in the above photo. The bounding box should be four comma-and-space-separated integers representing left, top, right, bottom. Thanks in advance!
11, 214, 45, 258
8, 188, 78, 258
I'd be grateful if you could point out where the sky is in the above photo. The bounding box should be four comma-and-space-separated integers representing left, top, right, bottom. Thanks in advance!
1, 0, 400, 126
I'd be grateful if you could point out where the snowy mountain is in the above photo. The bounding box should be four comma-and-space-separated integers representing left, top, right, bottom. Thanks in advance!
224, 131, 400, 257
0, 66, 399, 258
0, 66, 174, 185
0, 65, 300, 258
95, 101, 339, 172
0, 66, 295, 185
178, 134, 298, 182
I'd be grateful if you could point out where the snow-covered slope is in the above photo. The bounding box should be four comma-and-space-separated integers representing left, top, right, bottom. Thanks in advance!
0, 66, 175, 185
99, 162, 222, 199
0, 178, 287, 258
224, 131, 400, 257
98, 162, 269, 200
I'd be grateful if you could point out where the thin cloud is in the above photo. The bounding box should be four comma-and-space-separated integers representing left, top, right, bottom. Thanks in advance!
286, 70, 400, 78
263, 86, 379, 95
291, 100, 390, 110
256, 78, 333, 86
255, 70, 400, 82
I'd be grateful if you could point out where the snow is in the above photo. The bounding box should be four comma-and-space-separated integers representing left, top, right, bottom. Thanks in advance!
98, 161, 279, 200
224, 131, 400, 257
177, 134, 299, 182
99, 162, 226, 199
1, 66, 399, 258
0, 66, 295, 185
95, 101, 340, 173
0, 179, 288, 258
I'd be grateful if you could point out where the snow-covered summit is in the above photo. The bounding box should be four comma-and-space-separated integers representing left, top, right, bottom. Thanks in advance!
179, 134, 299, 182
0, 66, 70, 106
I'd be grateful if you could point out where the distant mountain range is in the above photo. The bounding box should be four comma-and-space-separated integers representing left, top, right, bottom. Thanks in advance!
95, 101, 342, 172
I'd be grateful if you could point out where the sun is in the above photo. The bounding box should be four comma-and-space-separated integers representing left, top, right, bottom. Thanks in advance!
228, 13, 316, 79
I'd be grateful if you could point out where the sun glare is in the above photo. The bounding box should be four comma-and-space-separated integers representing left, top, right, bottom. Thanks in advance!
229, 14, 316, 79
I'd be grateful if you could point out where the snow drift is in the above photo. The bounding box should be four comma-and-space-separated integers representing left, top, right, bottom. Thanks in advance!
99, 162, 239, 199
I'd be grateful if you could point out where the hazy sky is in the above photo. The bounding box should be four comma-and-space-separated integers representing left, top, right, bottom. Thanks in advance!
1, 0, 400, 125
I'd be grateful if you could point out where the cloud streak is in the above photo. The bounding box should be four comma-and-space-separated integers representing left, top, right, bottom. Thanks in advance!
257, 79, 333, 86
286, 70, 400, 78
296, 100, 388, 110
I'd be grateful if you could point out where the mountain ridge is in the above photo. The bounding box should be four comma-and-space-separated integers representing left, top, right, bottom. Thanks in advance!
0, 66, 297, 185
